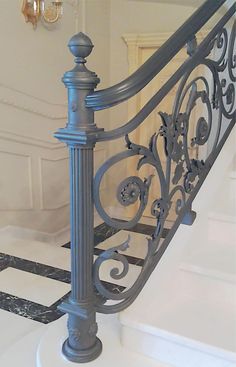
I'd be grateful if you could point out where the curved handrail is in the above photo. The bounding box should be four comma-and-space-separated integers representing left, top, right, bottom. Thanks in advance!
86, 0, 226, 111
95, 4, 236, 142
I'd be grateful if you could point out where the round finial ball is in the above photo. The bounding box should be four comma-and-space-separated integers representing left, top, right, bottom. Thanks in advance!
68, 32, 94, 59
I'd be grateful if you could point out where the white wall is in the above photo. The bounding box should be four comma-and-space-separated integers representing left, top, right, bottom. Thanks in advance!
0, 0, 110, 235
1, 0, 230, 236
109, 0, 197, 127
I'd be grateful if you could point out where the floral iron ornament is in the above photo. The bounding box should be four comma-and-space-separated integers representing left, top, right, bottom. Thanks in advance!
93, 20, 236, 314
55, 2, 235, 363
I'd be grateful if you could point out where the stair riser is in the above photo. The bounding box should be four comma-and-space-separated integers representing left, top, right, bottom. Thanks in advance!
121, 326, 236, 367
229, 175, 236, 201
178, 270, 236, 306
208, 219, 236, 246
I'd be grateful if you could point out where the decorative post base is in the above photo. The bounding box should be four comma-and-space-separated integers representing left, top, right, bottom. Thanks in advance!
62, 337, 102, 364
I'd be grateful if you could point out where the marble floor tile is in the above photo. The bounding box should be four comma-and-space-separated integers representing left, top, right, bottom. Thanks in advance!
0, 268, 70, 307
0, 253, 71, 283
0, 238, 70, 271
0, 220, 160, 324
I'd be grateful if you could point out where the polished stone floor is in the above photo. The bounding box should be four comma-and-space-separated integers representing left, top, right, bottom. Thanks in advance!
0, 221, 169, 325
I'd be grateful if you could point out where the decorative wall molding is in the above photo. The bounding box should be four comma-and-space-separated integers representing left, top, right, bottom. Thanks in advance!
0, 224, 70, 246
38, 144, 107, 211
39, 156, 70, 210
0, 151, 33, 211
123, 30, 209, 60
0, 83, 67, 120
0, 129, 63, 150
0, 129, 107, 151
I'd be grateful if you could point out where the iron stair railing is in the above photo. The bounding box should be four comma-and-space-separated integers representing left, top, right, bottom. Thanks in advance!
55, 0, 236, 363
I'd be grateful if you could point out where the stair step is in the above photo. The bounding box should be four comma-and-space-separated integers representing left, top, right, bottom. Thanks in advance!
229, 170, 236, 201
0, 309, 40, 355
120, 207, 236, 367
208, 214, 236, 246
0, 324, 45, 367
120, 261, 236, 367
180, 239, 236, 284
36, 314, 170, 367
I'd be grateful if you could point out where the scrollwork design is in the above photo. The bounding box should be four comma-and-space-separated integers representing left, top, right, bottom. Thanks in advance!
93, 20, 236, 314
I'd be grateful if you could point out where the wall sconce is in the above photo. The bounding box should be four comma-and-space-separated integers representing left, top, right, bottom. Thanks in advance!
22, 0, 63, 28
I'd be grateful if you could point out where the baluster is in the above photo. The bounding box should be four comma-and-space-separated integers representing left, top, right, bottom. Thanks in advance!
55, 32, 102, 363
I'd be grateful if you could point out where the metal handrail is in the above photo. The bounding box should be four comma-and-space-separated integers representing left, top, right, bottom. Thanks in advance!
55, 0, 236, 363
86, 0, 227, 110
95, 3, 235, 142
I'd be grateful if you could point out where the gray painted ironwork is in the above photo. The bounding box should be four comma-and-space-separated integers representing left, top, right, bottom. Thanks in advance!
55, 33, 102, 363
55, 0, 236, 363
86, 0, 227, 110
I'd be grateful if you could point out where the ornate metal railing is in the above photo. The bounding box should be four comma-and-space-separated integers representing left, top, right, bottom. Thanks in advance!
55, 0, 236, 363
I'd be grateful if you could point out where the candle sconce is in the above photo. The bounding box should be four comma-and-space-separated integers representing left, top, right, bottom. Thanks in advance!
22, 0, 63, 28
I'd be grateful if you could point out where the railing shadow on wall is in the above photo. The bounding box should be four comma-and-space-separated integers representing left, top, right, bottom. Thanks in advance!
55, 0, 236, 363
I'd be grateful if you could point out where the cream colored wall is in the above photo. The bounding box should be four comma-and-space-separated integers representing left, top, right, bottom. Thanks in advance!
0, 0, 110, 235
105, 1, 198, 210
1, 0, 227, 235
109, 1, 196, 128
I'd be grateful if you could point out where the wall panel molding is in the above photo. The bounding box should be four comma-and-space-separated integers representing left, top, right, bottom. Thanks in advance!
0, 129, 63, 150
0, 83, 67, 120
39, 156, 69, 210
0, 151, 33, 211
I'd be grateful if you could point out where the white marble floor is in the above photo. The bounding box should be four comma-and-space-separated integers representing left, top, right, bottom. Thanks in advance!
0, 217, 168, 361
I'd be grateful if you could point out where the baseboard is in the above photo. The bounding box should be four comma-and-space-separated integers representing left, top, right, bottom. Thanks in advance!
0, 206, 168, 246
0, 225, 70, 246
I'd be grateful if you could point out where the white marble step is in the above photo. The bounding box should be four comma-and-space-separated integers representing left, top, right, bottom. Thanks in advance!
180, 237, 236, 284
208, 200, 236, 247
0, 323, 46, 367
120, 154, 236, 367
36, 314, 170, 367
120, 258, 236, 367
0, 314, 173, 367
0, 309, 40, 356
120, 207, 236, 366
229, 170, 236, 201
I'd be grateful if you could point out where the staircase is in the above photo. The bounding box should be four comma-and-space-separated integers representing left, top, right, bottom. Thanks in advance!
0, 126, 234, 367
0, 0, 235, 365
120, 135, 236, 367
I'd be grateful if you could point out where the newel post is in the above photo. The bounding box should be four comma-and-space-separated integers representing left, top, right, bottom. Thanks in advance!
55, 33, 102, 363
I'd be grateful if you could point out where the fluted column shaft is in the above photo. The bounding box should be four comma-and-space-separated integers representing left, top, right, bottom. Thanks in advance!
55, 32, 102, 363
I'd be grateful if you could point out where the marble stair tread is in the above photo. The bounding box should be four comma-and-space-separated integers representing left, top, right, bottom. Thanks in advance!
229, 170, 236, 179
207, 216, 236, 246
207, 173, 236, 222
0, 309, 41, 356
120, 261, 236, 350
0, 323, 46, 367
36, 314, 171, 367
180, 238, 236, 283
120, 205, 236, 366
120, 264, 236, 367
